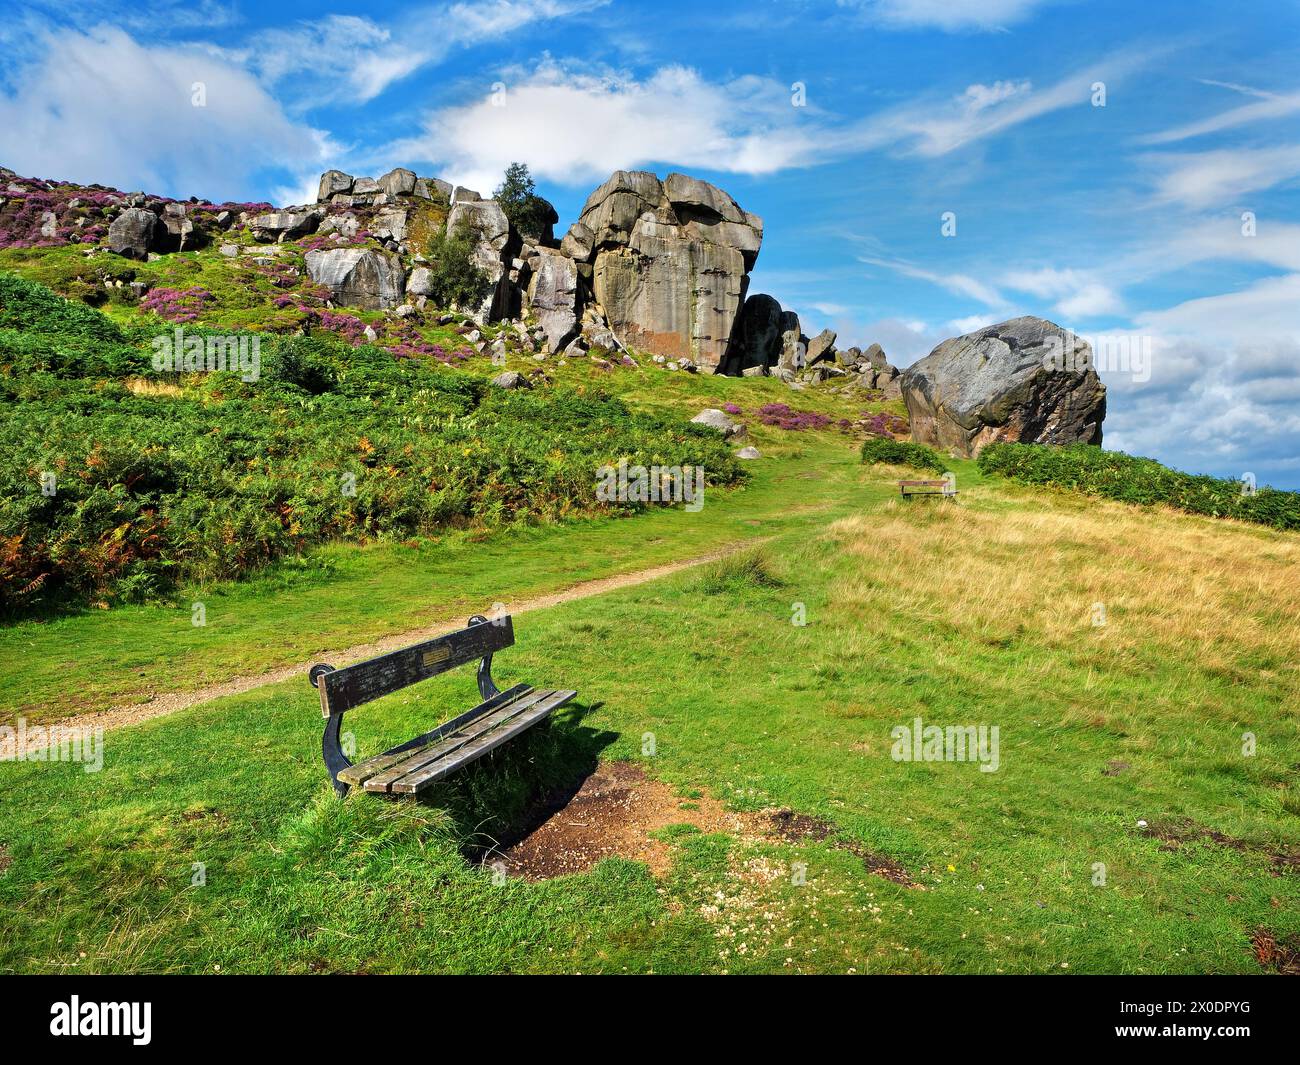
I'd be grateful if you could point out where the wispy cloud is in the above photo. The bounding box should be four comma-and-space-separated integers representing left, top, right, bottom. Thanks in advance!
1140, 87, 1300, 145
859, 254, 1010, 309
846, 0, 1058, 33
1142, 144, 1300, 208
1003, 267, 1122, 319
838, 48, 1150, 158
234, 2, 609, 107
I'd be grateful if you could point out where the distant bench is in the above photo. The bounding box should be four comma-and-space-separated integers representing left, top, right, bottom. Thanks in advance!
898, 478, 957, 500
309, 614, 577, 797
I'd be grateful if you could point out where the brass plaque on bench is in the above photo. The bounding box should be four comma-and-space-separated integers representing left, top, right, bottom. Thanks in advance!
320, 617, 514, 717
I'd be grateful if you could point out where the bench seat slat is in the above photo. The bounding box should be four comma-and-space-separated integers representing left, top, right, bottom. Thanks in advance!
390, 689, 578, 794
361, 688, 560, 792
336, 683, 533, 787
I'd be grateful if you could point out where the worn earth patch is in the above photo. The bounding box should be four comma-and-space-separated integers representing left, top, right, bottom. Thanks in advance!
1141, 815, 1300, 874
486, 762, 763, 880
769, 808, 922, 888
487, 765, 920, 887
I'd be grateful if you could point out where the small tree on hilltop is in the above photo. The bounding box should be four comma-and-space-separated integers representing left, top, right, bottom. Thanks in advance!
494, 162, 554, 242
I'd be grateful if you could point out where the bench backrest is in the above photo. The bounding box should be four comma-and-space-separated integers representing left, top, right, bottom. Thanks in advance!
317, 616, 514, 718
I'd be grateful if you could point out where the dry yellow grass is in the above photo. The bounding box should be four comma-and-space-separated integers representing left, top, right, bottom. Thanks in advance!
824, 489, 1300, 703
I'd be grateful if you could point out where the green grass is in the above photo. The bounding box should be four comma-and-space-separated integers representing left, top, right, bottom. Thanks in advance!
0, 435, 869, 722
1, 237, 1295, 976
1, 444, 1296, 974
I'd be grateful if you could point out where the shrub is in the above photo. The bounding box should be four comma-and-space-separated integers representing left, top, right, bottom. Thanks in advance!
423, 223, 489, 310
977, 442, 1300, 531
860, 437, 949, 473
0, 277, 745, 614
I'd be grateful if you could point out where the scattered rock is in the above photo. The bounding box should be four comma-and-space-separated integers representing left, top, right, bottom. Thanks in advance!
406, 266, 433, 298
736, 446, 761, 459
491, 370, 530, 390
691, 408, 745, 438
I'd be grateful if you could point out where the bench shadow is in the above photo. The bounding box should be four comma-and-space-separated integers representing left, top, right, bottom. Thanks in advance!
416, 700, 620, 859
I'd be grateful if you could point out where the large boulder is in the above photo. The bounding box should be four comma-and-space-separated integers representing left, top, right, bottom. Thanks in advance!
805, 328, 837, 366
317, 170, 353, 202
731, 293, 784, 373
250, 207, 321, 243
305, 248, 405, 310
901, 316, 1106, 456
159, 203, 199, 251
526, 249, 580, 352
577, 170, 762, 372
560, 221, 595, 262
106, 207, 159, 259
377, 168, 417, 198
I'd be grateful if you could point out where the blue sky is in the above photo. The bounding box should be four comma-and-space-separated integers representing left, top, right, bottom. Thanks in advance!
2, 0, 1298, 486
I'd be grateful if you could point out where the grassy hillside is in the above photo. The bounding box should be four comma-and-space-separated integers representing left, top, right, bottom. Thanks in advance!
0, 208, 1296, 977
1, 453, 1296, 974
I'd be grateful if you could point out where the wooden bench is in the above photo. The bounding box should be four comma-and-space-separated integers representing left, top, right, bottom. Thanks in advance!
309, 614, 576, 797
898, 478, 957, 500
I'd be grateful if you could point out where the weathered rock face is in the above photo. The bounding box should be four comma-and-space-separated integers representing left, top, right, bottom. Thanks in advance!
526, 249, 580, 352
106, 207, 159, 259
732, 293, 784, 372
251, 207, 321, 243
901, 316, 1106, 456
304, 248, 405, 310
577, 170, 762, 372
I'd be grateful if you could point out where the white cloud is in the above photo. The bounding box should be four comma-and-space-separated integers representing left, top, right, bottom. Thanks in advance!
860, 255, 1008, 309
388, 61, 816, 191
1142, 145, 1300, 208
1135, 272, 1300, 345
240, 3, 609, 107
243, 16, 430, 105
1160, 218, 1300, 273
1003, 267, 1122, 318
844, 50, 1148, 158
0, 26, 325, 201
1101, 274, 1300, 482
857, 0, 1056, 32
1140, 89, 1300, 145
946, 313, 1000, 335
960, 80, 1033, 112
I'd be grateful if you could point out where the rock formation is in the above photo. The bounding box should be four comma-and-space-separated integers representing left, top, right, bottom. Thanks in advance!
901, 316, 1106, 456
6, 162, 1104, 447
576, 171, 762, 371
305, 248, 405, 310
